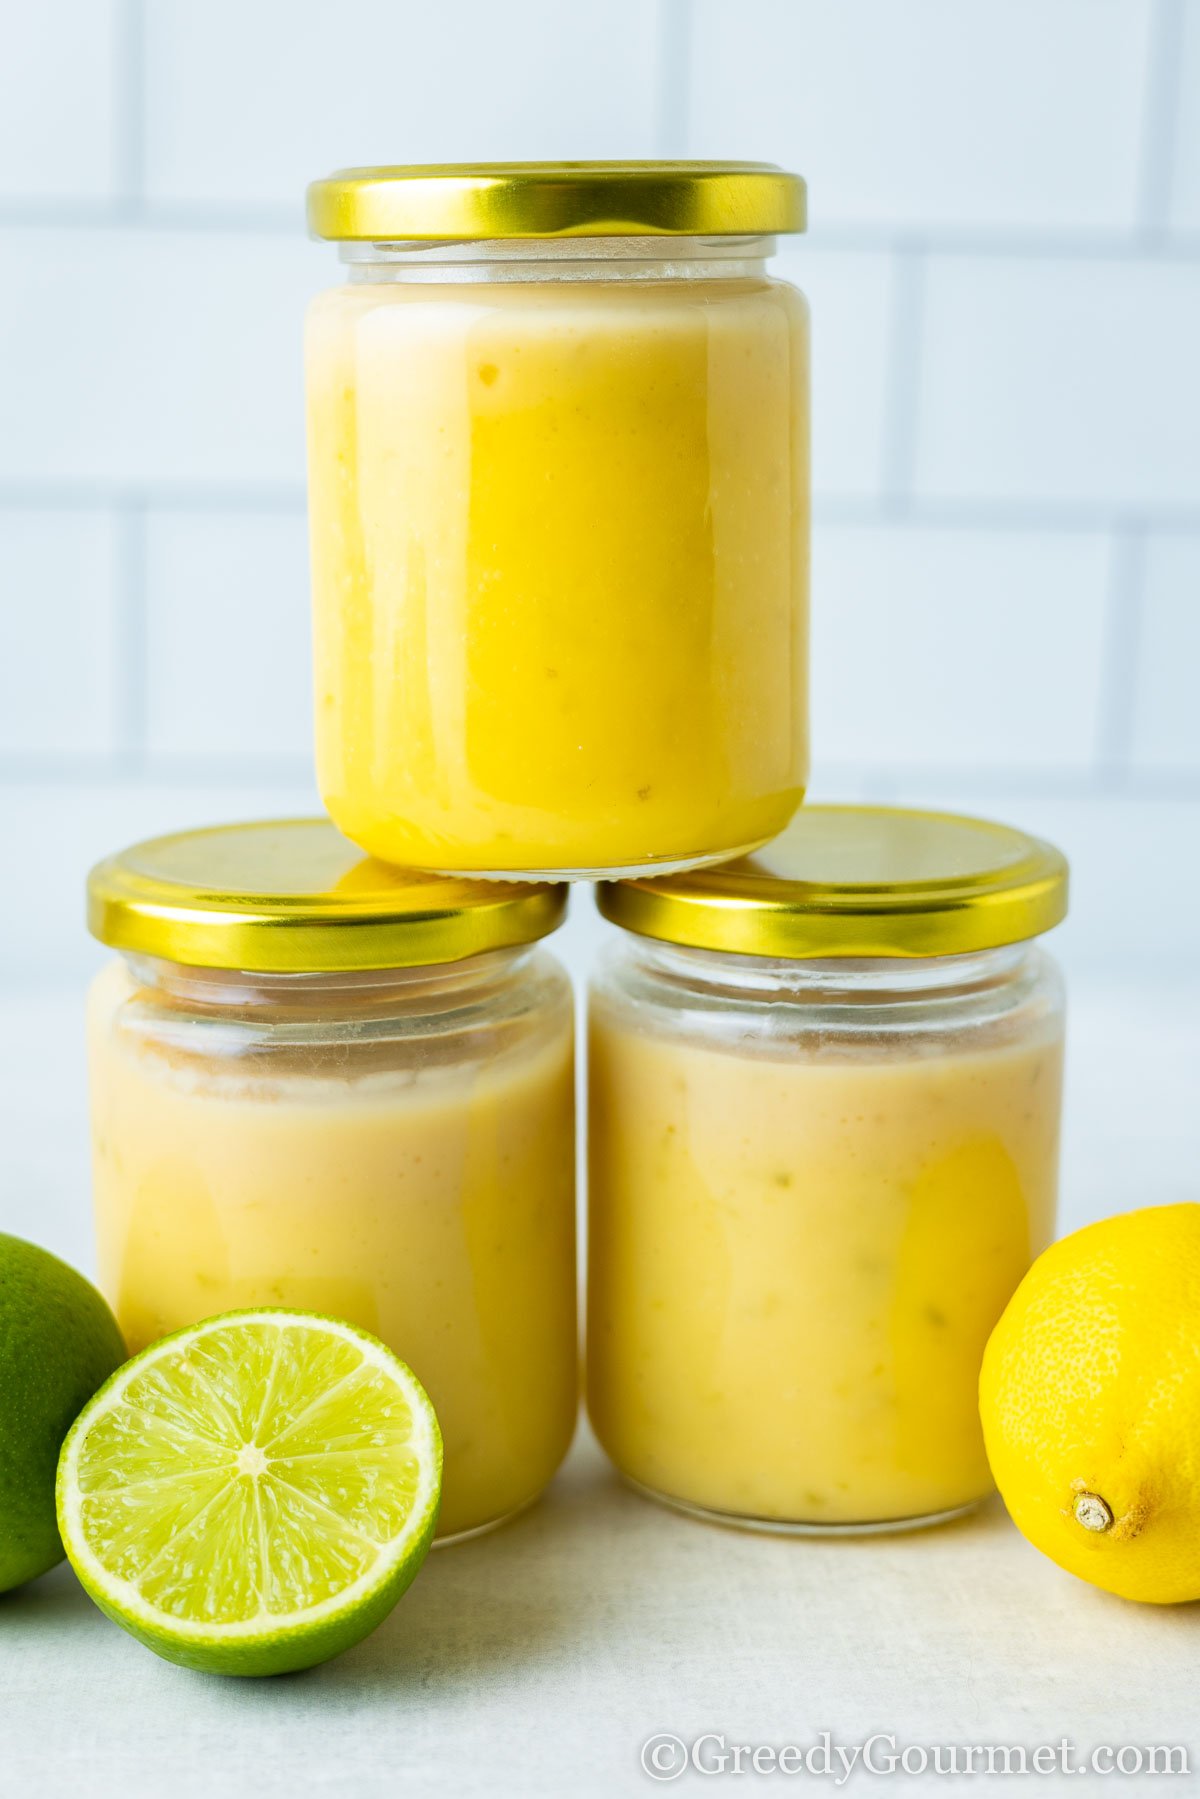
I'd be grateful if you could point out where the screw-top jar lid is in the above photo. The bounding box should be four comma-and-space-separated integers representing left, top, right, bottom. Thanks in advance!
597, 807, 1068, 960
87, 820, 567, 972
307, 161, 806, 242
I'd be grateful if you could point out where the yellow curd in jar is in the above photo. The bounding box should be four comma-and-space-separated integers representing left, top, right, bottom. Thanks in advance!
587, 1007, 1063, 1528
305, 272, 809, 877
88, 958, 577, 1541
588, 804, 1070, 1531
85, 820, 578, 1540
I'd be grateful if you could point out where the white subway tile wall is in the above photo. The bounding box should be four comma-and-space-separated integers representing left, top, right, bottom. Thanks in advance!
0, 0, 1197, 981
144, 509, 313, 763
0, 1, 118, 202
811, 525, 1113, 771
687, 0, 1154, 232
0, 229, 322, 485
0, 509, 118, 757
914, 256, 1200, 510
1170, 0, 1200, 234
1129, 533, 1200, 771
776, 247, 894, 499
142, 0, 664, 209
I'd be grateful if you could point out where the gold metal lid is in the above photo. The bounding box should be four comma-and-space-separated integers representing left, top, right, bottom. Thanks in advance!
307, 161, 806, 242
87, 820, 567, 972
597, 807, 1068, 960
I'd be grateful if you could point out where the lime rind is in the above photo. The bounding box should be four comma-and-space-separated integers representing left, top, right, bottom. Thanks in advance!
0, 1232, 126, 1593
56, 1308, 442, 1676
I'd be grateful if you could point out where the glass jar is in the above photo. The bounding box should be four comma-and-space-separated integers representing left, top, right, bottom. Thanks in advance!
587, 807, 1069, 1534
305, 161, 809, 881
86, 821, 577, 1543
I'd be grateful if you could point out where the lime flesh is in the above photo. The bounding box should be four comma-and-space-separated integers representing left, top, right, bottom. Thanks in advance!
56, 1309, 442, 1675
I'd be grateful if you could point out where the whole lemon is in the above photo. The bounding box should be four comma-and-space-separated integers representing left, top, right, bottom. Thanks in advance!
0, 1233, 126, 1591
980, 1203, 1200, 1605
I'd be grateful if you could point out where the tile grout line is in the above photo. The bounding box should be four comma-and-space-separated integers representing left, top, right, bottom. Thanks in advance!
1134, 0, 1186, 239
4, 757, 1199, 800
112, 0, 146, 218
0, 201, 305, 233
0, 485, 307, 512
654, 0, 691, 155
816, 765, 1200, 802
1094, 524, 1147, 783
813, 496, 1200, 534
2, 487, 1200, 536
0, 204, 1196, 261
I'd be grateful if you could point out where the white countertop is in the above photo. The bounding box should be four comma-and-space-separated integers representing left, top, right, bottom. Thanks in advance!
1, 973, 1197, 1798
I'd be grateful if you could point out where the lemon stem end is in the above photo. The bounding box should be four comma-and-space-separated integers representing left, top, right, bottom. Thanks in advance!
1074, 1492, 1114, 1534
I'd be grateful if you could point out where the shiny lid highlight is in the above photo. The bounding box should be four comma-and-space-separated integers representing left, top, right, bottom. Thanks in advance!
307, 161, 806, 242
87, 820, 567, 972
598, 807, 1068, 959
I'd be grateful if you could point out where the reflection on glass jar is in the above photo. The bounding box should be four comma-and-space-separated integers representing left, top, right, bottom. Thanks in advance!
86, 820, 577, 1542
305, 162, 809, 880
587, 807, 1069, 1533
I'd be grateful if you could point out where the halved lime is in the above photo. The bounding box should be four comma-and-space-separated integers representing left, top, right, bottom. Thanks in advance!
56, 1309, 441, 1676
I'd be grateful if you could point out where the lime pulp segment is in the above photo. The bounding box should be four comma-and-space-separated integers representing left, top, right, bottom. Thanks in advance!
57, 1310, 441, 1673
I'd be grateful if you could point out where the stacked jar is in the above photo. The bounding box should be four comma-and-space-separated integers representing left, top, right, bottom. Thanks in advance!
303, 161, 812, 878
588, 808, 1067, 1532
84, 163, 1068, 1543
85, 824, 577, 1542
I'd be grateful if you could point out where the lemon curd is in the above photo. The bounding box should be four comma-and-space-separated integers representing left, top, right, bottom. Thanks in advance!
588, 808, 1069, 1533
85, 822, 578, 1543
589, 998, 1062, 1527
305, 163, 809, 880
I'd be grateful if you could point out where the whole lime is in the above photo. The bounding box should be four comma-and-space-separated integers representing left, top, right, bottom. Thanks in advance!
0, 1233, 126, 1592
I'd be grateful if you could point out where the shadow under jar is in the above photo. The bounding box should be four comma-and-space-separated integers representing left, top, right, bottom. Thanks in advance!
587, 806, 1069, 1534
305, 161, 809, 881
86, 821, 578, 1543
